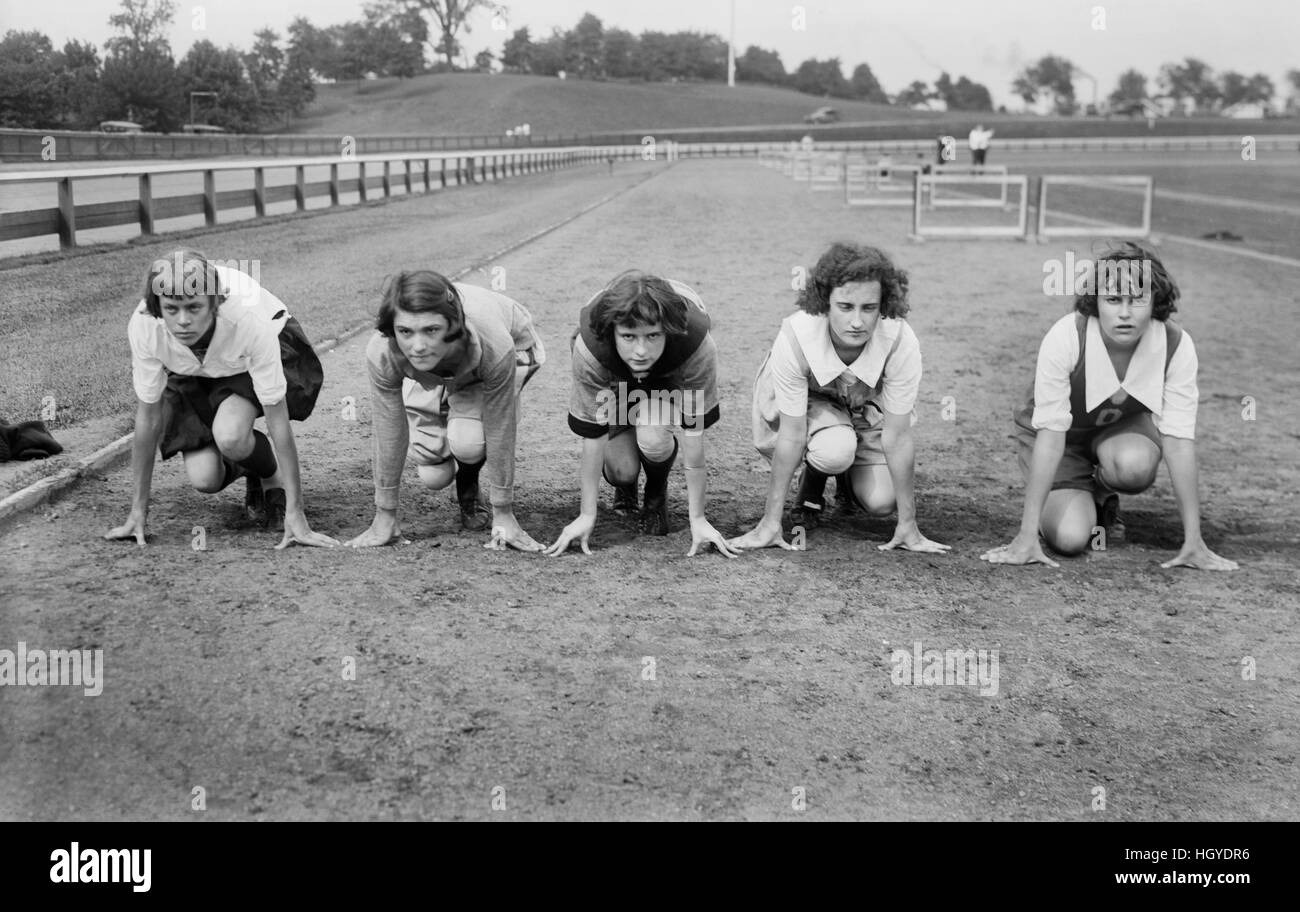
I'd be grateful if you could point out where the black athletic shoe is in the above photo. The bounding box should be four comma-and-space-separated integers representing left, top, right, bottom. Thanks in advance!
458, 482, 491, 532
1097, 493, 1125, 543
244, 474, 267, 524
263, 487, 286, 531
611, 483, 639, 516
638, 495, 670, 536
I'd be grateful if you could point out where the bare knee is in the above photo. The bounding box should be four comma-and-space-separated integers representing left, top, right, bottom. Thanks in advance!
1097, 439, 1160, 493
447, 420, 485, 465
806, 426, 855, 475
1043, 518, 1092, 555
212, 424, 252, 460
635, 425, 675, 463
415, 462, 455, 489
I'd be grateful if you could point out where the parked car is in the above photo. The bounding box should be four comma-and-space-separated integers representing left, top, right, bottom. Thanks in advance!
803, 106, 840, 124
181, 124, 227, 134
99, 120, 143, 133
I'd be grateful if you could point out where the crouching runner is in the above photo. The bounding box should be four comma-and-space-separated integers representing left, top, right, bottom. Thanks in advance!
729, 241, 948, 554
545, 271, 736, 558
347, 271, 546, 551
981, 242, 1237, 570
105, 248, 334, 549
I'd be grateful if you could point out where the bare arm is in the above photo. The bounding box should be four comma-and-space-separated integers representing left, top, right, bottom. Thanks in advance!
104, 398, 165, 546
1160, 436, 1238, 571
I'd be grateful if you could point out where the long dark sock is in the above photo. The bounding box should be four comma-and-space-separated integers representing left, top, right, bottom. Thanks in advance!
218, 457, 244, 491
798, 464, 830, 507
455, 457, 485, 505
640, 440, 678, 504
235, 430, 277, 480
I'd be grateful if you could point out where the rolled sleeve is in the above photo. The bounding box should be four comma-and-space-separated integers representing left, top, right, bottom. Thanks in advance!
1156, 333, 1198, 440
877, 323, 922, 416
1030, 316, 1078, 433
365, 333, 410, 511
568, 338, 614, 437
246, 320, 288, 407
479, 350, 519, 508
677, 333, 720, 429
128, 311, 167, 404
770, 331, 809, 417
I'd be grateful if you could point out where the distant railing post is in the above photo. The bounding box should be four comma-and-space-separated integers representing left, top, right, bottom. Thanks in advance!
329, 163, 340, 206
253, 168, 266, 217
138, 172, 155, 235
404, 159, 413, 194
358, 162, 367, 202
422, 158, 431, 192
382, 160, 392, 197
294, 165, 306, 211
56, 177, 76, 249
203, 170, 217, 226
440, 158, 447, 188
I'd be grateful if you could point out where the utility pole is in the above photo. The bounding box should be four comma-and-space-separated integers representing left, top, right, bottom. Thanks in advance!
727, 0, 736, 87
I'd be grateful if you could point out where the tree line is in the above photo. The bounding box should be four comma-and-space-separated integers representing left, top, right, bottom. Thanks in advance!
1, 0, 1295, 134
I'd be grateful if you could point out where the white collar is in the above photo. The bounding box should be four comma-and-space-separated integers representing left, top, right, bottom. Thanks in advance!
788, 311, 902, 387
1084, 316, 1165, 415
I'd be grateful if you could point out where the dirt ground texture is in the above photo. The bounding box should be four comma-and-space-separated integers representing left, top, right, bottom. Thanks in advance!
1, 158, 1297, 820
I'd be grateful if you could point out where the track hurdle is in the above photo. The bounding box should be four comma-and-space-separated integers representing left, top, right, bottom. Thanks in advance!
1035, 175, 1153, 240
910, 172, 1029, 240
845, 155, 922, 207
808, 152, 844, 191
791, 152, 812, 181
928, 164, 1010, 208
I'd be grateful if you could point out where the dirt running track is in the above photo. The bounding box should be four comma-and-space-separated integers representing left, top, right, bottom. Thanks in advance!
1, 159, 1297, 820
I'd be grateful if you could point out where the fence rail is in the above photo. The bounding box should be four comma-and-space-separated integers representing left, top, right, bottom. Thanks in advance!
4, 123, 1297, 162
4, 135, 1296, 252
0, 146, 634, 251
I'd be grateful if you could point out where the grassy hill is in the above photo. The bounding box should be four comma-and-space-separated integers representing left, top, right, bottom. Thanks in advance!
285, 73, 936, 137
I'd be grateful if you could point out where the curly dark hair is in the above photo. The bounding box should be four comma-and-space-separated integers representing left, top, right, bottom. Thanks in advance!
375, 270, 465, 341
1074, 241, 1179, 321
587, 270, 690, 341
796, 242, 910, 318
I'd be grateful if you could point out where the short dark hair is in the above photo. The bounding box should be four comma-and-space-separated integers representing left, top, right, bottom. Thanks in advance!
142, 248, 226, 317
376, 270, 465, 340
1074, 241, 1180, 321
797, 242, 910, 319
587, 271, 690, 341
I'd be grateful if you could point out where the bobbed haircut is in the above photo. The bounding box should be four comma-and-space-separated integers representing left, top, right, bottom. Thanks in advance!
1074, 241, 1180, 321
797, 242, 910, 319
142, 248, 227, 317
376, 270, 465, 341
587, 271, 690, 341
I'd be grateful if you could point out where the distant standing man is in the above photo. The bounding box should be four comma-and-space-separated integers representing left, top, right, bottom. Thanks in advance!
969, 124, 995, 168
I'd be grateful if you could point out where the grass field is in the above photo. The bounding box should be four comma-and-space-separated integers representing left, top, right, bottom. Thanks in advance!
1, 149, 1297, 821
285, 74, 924, 136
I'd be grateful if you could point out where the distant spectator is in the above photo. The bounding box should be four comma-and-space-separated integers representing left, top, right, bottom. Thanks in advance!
969, 124, 995, 167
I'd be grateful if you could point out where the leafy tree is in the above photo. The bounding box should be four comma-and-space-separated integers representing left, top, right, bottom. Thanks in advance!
500, 26, 533, 73
404, 0, 496, 70
1158, 57, 1218, 111
100, 0, 181, 130
176, 39, 261, 132
850, 62, 889, 103
1012, 54, 1076, 114
735, 45, 786, 85
1107, 68, 1147, 108
792, 57, 849, 98
0, 31, 63, 128
57, 39, 104, 129
530, 28, 567, 77
474, 48, 494, 72
601, 28, 638, 79
565, 12, 603, 78
894, 79, 933, 107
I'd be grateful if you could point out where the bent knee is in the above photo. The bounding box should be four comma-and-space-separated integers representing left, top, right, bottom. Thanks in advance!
415, 462, 455, 489
635, 425, 675, 463
806, 426, 856, 474
1044, 521, 1092, 556
446, 421, 485, 465
1097, 443, 1160, 493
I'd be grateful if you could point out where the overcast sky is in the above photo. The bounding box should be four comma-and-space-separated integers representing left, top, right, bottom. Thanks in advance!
3, 0, 1297, 107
